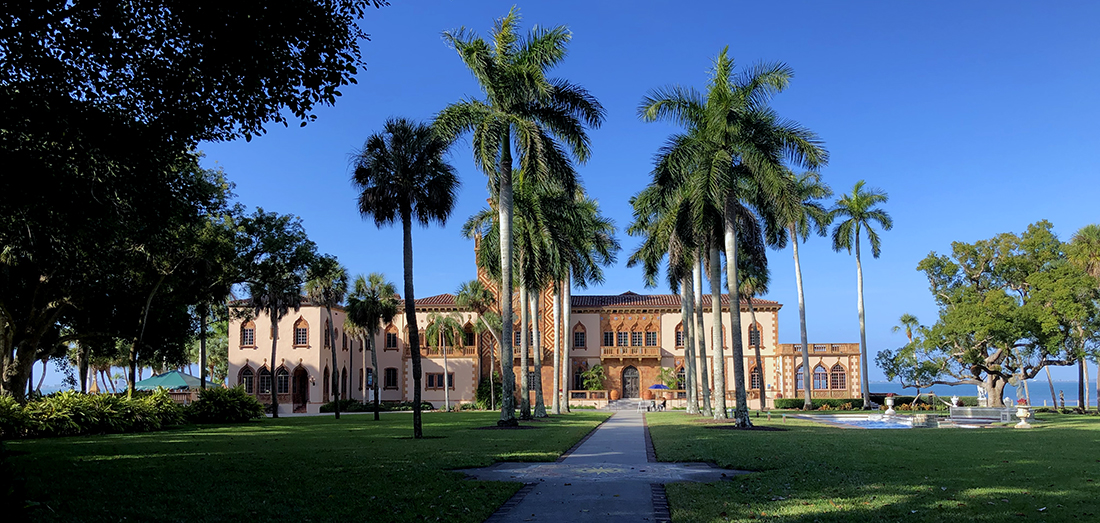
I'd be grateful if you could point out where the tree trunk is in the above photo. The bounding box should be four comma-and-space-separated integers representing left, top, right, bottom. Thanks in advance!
519, 285, 531, 420
369, 333, 380, 420
1045, 365, 1058, 408
854, 231, 871, 409
749, 299, 765, 411
26, 363, 33, 397
129, 273, 167, 397
1083, 357, 1090, 411
269, 307, 280, 418
443, 332, 450, 412
532, 291, 546, 418
328, 305, 340, 419
562, 275, 572, 413
693, 256, 712, 416
723, 202, 751, 427
402, 211, 423, 438
199, 303, 208, 390
709, 247, 727, 419
496, 137, 517, 427
79, 343, 89, 394
792, 228, 813, 410
681, 275, 698, 414
36, 359, 47, 393
478, 316, 499, 411
984, 376, 1008, 408
552, 284, 562, 415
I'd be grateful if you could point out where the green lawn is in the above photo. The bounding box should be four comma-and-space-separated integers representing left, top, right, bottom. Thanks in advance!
647, 412, 1100, 523
8, 411, 609, 522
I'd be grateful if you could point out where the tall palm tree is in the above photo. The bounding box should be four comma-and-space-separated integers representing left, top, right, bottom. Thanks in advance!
436, 7, 604, 426
738, 257, 769, 411
352, 117, 459, 439
455, 280, 502, 410
306, 255, 349, 419
345, 273, 398, 420
639, 49, 826, 425
831, 180, 892, 409
1068, 224, 1100, 410
774, 171, 832, 410
426, 311, 465, 412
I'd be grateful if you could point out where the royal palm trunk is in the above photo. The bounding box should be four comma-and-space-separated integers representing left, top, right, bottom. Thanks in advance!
552, 286, 562, 415
497, 138, 517, 426
519, 285, 530, 419
402, 211, 423, 438
561, 276, 572, 413
723, 200, 751, 427
681, 275, 698, 414
327, 305, 340, 419
693, 257, 712, 416
709, 247, 726, 418
532, 292, 546, 418
855, 230, 870, 409
791, 228, 813, 409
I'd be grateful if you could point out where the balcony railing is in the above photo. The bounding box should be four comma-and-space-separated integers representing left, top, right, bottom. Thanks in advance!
792, 390, 854, 399
777, 343, 860, 355
406, 346, 478, 358
600, 346, 662, 359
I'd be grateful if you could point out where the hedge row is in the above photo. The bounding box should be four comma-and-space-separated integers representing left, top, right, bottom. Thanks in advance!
0, 387, 264, 439
318, 400, 435, 413
774, 398, 865, 410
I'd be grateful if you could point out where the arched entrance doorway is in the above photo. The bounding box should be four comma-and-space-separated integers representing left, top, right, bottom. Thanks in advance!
292, 366, 309, 413
622, 366, 640, 399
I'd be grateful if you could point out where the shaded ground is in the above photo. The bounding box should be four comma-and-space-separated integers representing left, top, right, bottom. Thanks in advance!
8, 411, 609, 522
648, 412, 1100, 522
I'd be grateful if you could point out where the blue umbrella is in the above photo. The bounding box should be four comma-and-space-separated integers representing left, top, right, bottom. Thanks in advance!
649, 383, 670, 390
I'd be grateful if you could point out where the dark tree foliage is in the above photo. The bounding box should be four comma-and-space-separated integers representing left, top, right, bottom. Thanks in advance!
1, 0, 389, 142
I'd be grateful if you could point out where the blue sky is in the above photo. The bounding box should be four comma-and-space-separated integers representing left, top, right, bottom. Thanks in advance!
187, 1, 1100, 384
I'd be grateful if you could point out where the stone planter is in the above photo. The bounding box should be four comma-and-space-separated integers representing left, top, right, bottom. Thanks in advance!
643, 389, 654, 400
1015, 406, 1031, 429
884, 396, 896, 416
610, 389, 621, 401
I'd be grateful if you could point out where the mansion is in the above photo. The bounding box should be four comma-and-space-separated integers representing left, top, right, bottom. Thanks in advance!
228, 279, 862, 415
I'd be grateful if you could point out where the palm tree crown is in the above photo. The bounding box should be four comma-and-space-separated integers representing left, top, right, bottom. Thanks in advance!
831, 180, 893, 257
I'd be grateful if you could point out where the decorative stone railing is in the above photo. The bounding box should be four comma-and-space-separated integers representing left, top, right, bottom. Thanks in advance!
600, 346, 662, 359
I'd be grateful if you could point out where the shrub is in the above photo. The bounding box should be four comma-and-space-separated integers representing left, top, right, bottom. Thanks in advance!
318, 400, 434, 413
475, 373, 503, 410
187, 386, 265, 423
4, 389, 185, 439
775, 398, 863, 410
0, 396, 26, 439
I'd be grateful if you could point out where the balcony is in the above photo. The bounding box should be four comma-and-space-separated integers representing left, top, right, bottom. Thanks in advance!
777, 343, 860, 355
406, 346, 478, 358
600, 346, 662, 360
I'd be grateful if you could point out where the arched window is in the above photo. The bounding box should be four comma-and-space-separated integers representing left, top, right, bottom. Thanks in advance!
749, 324, 761, 348
276, 367, 290, 394
573, 323, 586, 349
751, 366, 761, 390
573, 366, 585, 390
675, 323, 684, 347
830, 364, 847, 390
324, 320, 331, 348
240, 321, 256, 347
342, 331, 348, 351
385, 325, 398, 349
813, 365, 829, 390
294, 318, 309, 346
258, 367, 272, 394
341, 367, 348, 399
323, 367, 330, 402
795, 366, 804, 390
644, 325, 658, 347
464, 324, 475, 346
239, 366, 254, 394
676, 366, 685, 390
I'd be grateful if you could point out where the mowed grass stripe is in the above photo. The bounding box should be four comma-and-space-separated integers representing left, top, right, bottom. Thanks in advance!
10, 411, 610, 522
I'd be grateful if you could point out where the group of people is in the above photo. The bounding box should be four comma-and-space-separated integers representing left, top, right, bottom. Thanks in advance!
647, 397, 667, 411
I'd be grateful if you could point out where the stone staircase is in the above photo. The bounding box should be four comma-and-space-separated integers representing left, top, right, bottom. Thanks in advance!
601, 398, 651, 411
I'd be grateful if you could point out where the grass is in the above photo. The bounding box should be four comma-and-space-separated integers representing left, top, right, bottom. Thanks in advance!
8, 411, 609, 522
647, 411, 1100, 523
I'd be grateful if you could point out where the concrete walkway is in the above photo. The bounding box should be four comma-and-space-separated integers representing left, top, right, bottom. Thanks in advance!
457, 411, 746, 522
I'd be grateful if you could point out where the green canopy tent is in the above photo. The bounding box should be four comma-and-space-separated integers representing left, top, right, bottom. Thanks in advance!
134, 370, 204, 391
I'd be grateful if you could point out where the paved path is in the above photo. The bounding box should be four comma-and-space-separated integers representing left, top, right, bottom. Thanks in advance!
457, 411, 746, 522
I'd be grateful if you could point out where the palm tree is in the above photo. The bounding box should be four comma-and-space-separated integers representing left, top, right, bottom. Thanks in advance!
639, 49, 826, 425
426, 311, 465, 412
436, 7, 604, 426
455, 280, 502, 410
306, 255, 349, 419
774, 171, 832, 410
1068, 224, 1100, 411
831, 180, 893, 409
345, 273, 399, 420
738, 243, 770, 411
352, 117, 459, 439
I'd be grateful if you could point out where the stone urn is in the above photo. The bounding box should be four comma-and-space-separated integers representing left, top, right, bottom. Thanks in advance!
1015, 405, 1031, 429
610, 389, 621, 401
643, 389, 654, 400
884, 396, 896, 416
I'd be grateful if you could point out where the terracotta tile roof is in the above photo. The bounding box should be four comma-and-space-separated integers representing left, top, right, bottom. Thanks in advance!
415, 293, 457, 306
571, 291, 779, 309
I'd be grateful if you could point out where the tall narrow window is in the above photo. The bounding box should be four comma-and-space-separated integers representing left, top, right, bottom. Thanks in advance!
527, 371, 538, 391
276, 367, 289, 394
574, 330, 586, 349
258, 367, 272, 394
240, 322, 256, 347
795, 366, 804, 390
358, 369, 364, 391
239, 366, 254, 394
675, 325, 684, 347
617, 331, 629, 347
631, 331, 643, 346
342, 332, 348, 351
751, 367, 761, 390
324, 320, 331, 348
573, 367, 585, 390
341, 368, 348, 398
813, 365, 828, 390
385, 331, 398, 349
602, 331, 614, 347
645, 331, 658, 347
294, 318, 309, 346
323, 367, 330, 401
384, 368, 398, 389
749, 324, 761, 347
676, 367, 685, 390
830, 364, 847, 390
515, 330, 523, 347
464, 327, 475, 346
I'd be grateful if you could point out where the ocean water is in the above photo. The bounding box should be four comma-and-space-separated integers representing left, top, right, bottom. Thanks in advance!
870, 380, 1099, 407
